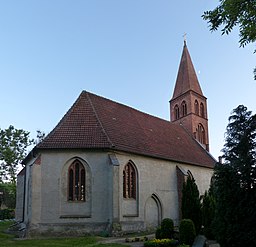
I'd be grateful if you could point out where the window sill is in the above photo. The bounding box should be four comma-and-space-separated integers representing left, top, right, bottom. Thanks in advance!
123, 214, 139, 217
60, 214, 91, 219
123, 198, 136, 201
67, 200, 86, 203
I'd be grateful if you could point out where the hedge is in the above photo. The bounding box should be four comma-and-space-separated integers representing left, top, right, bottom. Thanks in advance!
0, 209, 15, 220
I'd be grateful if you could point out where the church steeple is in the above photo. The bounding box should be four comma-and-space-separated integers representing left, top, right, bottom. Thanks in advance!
170, 42, 210, 151
172, 41, 203, 98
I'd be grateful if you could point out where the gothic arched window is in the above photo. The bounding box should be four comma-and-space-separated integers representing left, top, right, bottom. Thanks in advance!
197, 124, 205, 144
68, 160, 85, 201
181, 101, 187, 116
194, 100, 199, 115
200, 103, 205, 118
174, 104, 180, 120
123, 162, 136, 199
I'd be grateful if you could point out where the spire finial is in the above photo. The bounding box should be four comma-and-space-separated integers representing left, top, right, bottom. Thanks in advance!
183, 32, 187, 46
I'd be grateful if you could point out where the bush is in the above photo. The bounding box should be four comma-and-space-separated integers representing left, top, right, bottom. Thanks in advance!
179, 219, 196, 246
0, 183, 16, 209
155, 218, 174, 239
0, 209, 15, 220
155, 227, 162, 239
161, 218, 174, 239
144, 238, 179, 247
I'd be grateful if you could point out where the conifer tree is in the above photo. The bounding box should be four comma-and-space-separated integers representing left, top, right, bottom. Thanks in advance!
201, 188, 215, 239
212, 105, 256, 247
181, 174, 202, 234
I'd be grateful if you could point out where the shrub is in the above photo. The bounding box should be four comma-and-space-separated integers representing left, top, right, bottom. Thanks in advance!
155, 218, 174, 239
160, 218, 174, 239
0, 183, 16, 209
144, 238, 179, 247
179, 219, 196, 246
155, 227, 162, 239
0, 209, 15, 220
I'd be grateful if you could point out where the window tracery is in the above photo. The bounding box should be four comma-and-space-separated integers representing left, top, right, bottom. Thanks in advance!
68, 160, 85, 201
123, 162, 136, 199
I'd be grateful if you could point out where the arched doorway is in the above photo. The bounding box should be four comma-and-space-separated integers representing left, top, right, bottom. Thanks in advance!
145, 194, 162, 229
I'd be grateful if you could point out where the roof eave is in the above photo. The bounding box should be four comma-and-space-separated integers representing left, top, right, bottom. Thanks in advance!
35, 146, 216, 169
22, 147, 38, 165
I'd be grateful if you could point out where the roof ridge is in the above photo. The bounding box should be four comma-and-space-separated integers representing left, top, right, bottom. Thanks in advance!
85, 92, 114, 148
86, 91, 171, 125
34, 90, 215, 169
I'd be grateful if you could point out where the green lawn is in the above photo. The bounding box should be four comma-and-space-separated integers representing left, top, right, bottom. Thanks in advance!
0, 221, 126, 247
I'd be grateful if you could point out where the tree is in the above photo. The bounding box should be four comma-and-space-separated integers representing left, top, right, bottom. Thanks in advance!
34, 129, 46, 145
181, 174, 202, 234
222, 105, 256, 190
0, 182, 16, 208
201, 187, 215, 239
0, 125, 34, 183
202, 0, 256, 79
212, 105, 256, 247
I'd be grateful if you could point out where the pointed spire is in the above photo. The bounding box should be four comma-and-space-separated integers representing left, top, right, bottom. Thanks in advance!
172, 43, 203, 99
183, 32, 187, 46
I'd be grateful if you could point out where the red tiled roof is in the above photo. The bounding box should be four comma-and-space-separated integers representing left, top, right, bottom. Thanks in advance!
37, 91, 215, 168
172, 42, 203, 99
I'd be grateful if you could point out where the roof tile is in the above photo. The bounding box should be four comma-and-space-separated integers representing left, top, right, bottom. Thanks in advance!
37, 91, 215, 168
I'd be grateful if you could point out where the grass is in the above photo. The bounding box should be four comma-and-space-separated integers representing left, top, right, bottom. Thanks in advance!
0, 221, 127, 247
0, 221, 15, 240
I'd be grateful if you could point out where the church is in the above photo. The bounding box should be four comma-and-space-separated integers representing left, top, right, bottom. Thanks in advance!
16, 42, 216, 236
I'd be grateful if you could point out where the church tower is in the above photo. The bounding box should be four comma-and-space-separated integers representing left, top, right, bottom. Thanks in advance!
170, 41, 209, 151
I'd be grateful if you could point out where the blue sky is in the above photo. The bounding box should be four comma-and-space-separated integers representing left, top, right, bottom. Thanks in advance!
0, 1, 255, 159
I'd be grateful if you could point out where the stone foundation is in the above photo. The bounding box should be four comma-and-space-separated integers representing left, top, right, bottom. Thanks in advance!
27, 222, 110, 237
